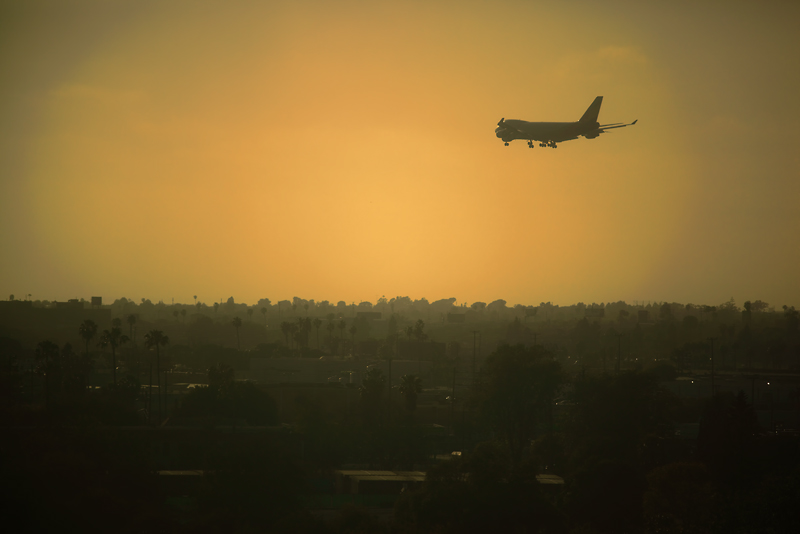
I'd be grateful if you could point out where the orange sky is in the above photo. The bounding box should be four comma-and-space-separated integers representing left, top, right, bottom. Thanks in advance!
1, 0, 799, 307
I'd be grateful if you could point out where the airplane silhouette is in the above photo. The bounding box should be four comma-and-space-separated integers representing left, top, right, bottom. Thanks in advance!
495, 96, 636, 149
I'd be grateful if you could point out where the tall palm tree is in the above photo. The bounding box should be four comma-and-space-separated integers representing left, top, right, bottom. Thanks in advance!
338, 319, 347, 339
247, 308, 254, 321
232, 316, 243, 350
35, 340, 60, 411
349, 325, 357, 359
180, 308, 187, 322
261, 307, 267, 327
399, 374, 423, 412
78, 320, 98, 358
288, 322, 299, 351
144, 330, 169, 424
313, 317, 322, 349
280, 321, 291, 347
303, 317, 312, 348
126, 314, 137, 344
326, 320, 335, 345
98, 327, 129, 385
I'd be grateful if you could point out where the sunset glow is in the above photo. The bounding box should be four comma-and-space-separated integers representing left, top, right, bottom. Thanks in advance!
2, 1, 798, 306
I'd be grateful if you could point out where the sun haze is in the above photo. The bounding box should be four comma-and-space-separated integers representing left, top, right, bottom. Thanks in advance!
1, 0, 798, 307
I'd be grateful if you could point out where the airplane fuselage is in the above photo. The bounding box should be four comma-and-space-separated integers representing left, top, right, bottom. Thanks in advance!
495, 120, 599, 144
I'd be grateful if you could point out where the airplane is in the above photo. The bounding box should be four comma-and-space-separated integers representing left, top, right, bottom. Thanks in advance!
495, 96, 636, 149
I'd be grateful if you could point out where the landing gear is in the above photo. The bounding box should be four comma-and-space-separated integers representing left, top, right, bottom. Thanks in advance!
539, 142, 547, 147
504, 142, 509, 146
527, 141, 534, 148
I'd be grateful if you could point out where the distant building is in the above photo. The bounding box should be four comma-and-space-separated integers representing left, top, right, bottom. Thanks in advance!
446, 313, 465, 323
55, 299, 84, 310
585, 307, 605, 318
397, 340, 446, 361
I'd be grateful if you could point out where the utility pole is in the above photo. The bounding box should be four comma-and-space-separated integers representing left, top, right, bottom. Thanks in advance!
450, 364, 457, 429
471, 330, 479, 390
709, 337, 717, 397
387, 354, 392, 427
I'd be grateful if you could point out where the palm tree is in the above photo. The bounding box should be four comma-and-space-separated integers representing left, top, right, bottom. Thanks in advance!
173, 310, 179, 322
326, 320, 335, 345
126, 314, 137, 344
399, 374, 423, 412
35, 340, 60, 411
261, 307, 267, 327
313, 317, 322, 349
288, 322, 299, 351
194, 295, 198, 306
338, 319, 347, 339
232, 316, 243, 350
180, 308, 187, 322
247, 308, 254, 321
144, 330, 169, 424
98, 327, 129, 385
405, 326, 413, 341
78, 320, 98, 358
349, 325, 357, 359
302, 317, 312, 348
280, 321, 292, 347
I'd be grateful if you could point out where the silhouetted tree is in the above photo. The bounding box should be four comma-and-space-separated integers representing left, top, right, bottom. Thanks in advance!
35, 340, 60, 410
359, 367, 386, 426
399, 374, 423, 412
260, 307, 267, 326
232, 317, 243, 350
213, 302, 219, 314
349, 325, 357, 358
126, 314, 137, 344
387, 314, 398, 340
78, 320, 98, 358
247, 308, 253, 321
326, 320, 335, 345
414, 319, 427, 341
478, 343, 564, 468
98, 327, 129, 385
313, 317, 322, 349
280, 321, 291, 347
144, 330, 169, 424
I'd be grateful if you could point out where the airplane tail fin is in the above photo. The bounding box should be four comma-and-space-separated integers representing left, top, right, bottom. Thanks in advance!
579, 96, 603, 124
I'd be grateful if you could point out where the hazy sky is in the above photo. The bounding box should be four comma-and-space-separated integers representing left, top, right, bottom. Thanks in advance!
1, 0, 798, 308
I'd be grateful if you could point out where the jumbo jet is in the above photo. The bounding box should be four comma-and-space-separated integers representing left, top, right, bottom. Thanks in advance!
495, 96, 636, 149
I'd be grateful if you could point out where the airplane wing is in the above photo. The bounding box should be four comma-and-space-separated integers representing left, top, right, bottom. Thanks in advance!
584, 119, 637, 138
599, 120, 637, 130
